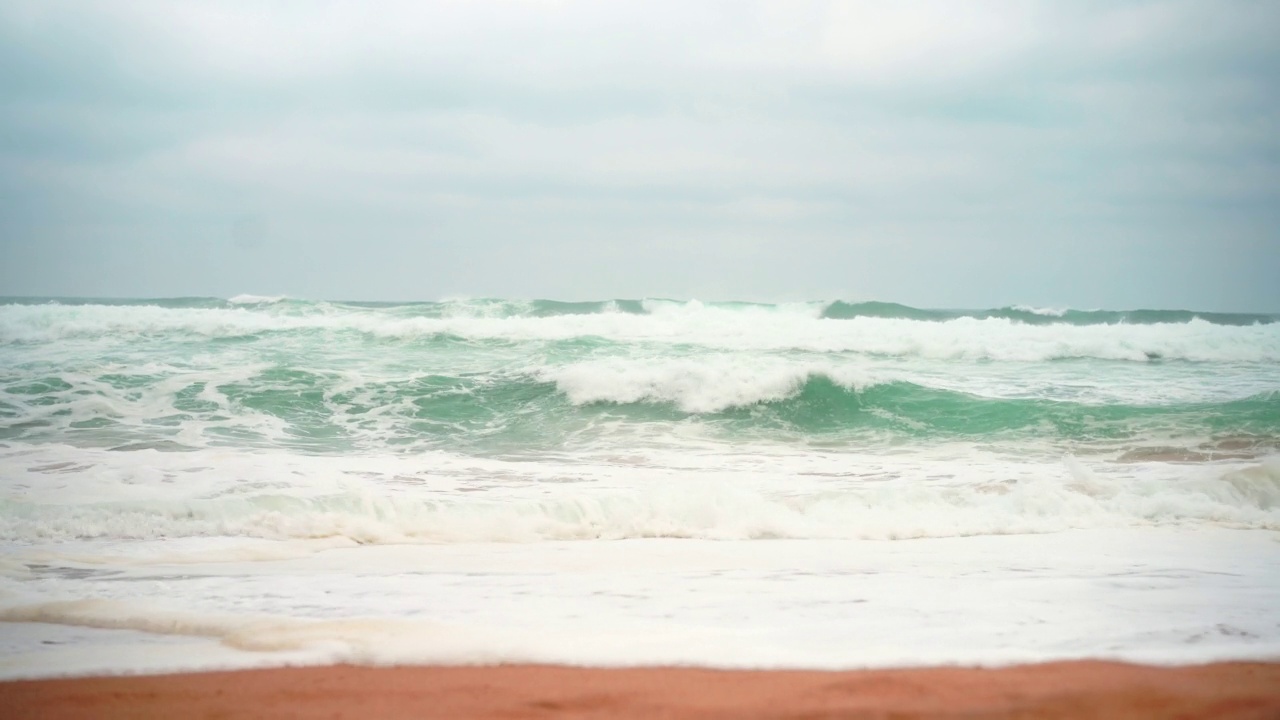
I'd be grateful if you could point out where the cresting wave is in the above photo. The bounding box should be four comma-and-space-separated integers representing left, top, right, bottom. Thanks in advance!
541, 358, 1280, 410
818, 300, 1278, 326
2, 299, 1279, 362
3, 362, 1278, 449
6, 296, 1277, 325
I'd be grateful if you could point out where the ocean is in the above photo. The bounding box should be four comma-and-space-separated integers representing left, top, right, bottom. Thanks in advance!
1, 296, 1278, 677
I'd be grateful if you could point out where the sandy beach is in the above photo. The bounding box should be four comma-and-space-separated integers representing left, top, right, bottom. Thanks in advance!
4, 661, 1279, 719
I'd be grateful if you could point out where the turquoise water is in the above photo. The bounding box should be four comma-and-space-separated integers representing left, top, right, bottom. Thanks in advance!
1, 296, 1277, 459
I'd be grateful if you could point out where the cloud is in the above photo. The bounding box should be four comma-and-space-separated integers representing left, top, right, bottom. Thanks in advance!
1, 1, 1277, 308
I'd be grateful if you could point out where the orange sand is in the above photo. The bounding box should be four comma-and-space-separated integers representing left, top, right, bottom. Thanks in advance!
4, 661, 1279, 719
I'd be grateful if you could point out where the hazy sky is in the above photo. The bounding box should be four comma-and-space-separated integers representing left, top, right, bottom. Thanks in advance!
1, 1, 1277, 309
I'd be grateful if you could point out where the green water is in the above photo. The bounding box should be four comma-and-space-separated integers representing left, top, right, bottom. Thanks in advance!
1, 297, 1277, 459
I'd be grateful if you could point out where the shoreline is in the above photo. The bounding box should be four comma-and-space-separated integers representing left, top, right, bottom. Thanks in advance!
4, 660, 1279, 719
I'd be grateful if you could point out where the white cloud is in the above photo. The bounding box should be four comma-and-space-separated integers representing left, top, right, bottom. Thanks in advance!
0, 0, 1276, 308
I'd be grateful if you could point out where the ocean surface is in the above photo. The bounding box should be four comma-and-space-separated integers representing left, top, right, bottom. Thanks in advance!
1, 296, 1278, 677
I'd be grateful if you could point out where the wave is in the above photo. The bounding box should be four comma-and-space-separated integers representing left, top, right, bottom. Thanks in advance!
2, 458, 1277, 543
544, 369, 1280, 440
819, 300, 1277, 326
3, 296, 1275, 325
3, 359, 1277, 449
3, 301, 1278, 362
1010, 304, 1069, 317
227, 294, 288, 305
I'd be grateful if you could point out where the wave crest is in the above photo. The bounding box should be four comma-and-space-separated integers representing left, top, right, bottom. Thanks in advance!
3, 301, 1277, 362
543, 359, 878, 413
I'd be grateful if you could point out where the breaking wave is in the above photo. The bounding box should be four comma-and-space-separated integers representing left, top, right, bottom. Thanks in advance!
2, 299, 1277, 362
2, 459, 1277, 543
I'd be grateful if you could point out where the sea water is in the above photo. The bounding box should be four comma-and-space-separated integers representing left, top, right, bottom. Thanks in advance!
0, 297, 1277, 677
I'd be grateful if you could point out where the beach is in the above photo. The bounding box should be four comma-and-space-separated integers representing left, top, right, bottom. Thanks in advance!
6, 0, 1280, 714
6, 661, 1280, 719
1, 298, 1278, 706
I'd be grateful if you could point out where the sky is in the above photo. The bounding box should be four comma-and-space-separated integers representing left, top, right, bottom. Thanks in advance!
1, 1, 1277, 310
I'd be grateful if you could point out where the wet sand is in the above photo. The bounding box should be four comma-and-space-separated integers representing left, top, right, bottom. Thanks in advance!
4, 661, 1279, 719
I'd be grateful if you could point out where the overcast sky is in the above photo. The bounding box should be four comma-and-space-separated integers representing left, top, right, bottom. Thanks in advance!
1, 1, 1277, 309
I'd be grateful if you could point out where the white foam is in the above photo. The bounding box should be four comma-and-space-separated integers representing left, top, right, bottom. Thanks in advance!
3, 443, 1277, 544
1011, 304, 1069, 317
3, 529, 1278, 677
0, 599, 482, 657
0, 597, 737, 672
541, 357, 880, 412
3, 301, 1278, 362
536, 354, 1279, 409
227, 294, 287, 305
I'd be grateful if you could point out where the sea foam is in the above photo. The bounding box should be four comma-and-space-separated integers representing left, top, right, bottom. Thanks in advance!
3, 443, 1277, 544
3, 300, 1278, 362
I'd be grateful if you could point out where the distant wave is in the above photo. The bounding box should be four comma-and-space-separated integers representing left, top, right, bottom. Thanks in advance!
1010, 304, 1069, 317
227, 294, 288, 305
2, 300, 1278, 362
819, 300, 1277, 326
1, 296, 1274, 325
